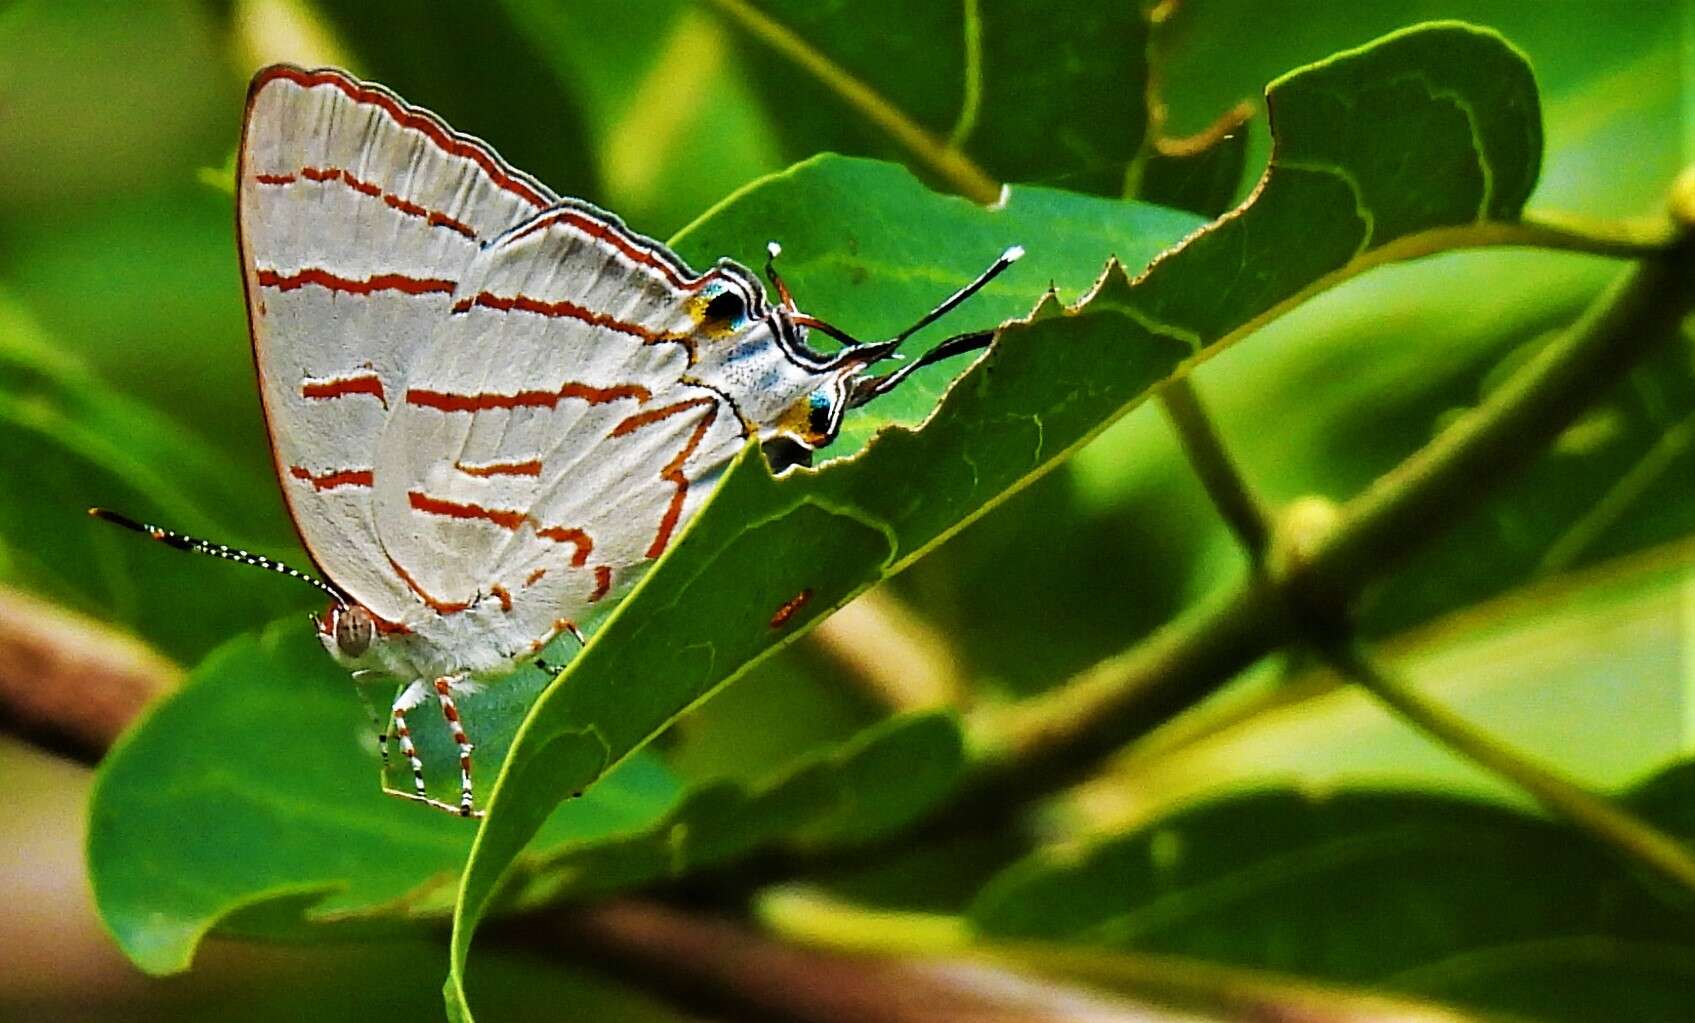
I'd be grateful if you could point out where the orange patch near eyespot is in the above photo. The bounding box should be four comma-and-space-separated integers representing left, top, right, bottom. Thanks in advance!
769, 588, 813, 629
588, 565, 613, 603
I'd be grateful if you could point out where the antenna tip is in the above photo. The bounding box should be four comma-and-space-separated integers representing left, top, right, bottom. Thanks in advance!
88, 507, 147, 533
766, 240, 783, 259
1003, 245, 1026, 263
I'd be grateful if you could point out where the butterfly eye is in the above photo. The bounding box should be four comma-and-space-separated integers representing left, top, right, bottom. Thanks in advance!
807, 390, 833, 437
702, 290, 746, 328
334, 605, 375, 657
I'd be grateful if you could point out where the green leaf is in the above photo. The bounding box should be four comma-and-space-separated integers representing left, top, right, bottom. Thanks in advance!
448, 23, 1545, 1017
968, 764, 1695, 1023
314, 0, 599, 200
89, 624, 961, 973
712, 0, 1152, 196
0, 293, 307, 661
504, 712, 965, 908
87, 621, 683, 976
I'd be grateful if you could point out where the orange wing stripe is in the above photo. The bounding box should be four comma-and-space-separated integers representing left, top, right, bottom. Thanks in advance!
406, 381, 650, 412
301, 373, 386, 405
288, 465, 373, 490
455, 459, 543, 478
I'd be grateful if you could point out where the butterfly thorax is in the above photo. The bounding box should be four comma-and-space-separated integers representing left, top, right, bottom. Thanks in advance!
685, 273, 856, 453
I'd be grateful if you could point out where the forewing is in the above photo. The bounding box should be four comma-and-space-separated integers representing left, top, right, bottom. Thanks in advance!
373, 202, 748, 636
238, 65, 555, 618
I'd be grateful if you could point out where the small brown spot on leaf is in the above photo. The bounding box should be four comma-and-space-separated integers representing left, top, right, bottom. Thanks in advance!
769, 588, 813, 629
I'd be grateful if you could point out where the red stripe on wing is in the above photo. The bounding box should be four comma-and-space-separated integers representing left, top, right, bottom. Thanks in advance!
256, 66, 552, 209
302, 164, 378, 195
301, 373, 386, 405
408, 491, 595, 566
455, 459, 543, 478
288, 465, 374, 490
588, 565, 613, 603
260, 164, 479, 240
387, 554, 470, 615
407, 491, 527, 531
610, 397, 721, 559
534, 526, 592, 566
406, 381, 650, 412
506, 209, 703, 292
256, 267, 456, 296
451, 291, 686, 347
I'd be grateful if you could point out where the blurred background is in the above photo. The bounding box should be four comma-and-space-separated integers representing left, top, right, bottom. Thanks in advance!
1, 1, 1690, 1019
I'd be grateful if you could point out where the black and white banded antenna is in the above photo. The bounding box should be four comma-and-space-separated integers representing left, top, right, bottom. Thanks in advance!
88, 508, 347, 605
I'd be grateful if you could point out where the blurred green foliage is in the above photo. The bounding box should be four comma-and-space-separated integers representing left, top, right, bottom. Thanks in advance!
1, 2, 1690, 1022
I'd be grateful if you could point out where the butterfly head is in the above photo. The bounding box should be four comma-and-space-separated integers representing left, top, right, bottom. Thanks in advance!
317, 601, 383, 668
688, 245, 1023, 470
686, 265, 858, 456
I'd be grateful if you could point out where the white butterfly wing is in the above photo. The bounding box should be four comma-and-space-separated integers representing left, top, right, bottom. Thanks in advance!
238, 65, 555, 620
372, 203, 748, 639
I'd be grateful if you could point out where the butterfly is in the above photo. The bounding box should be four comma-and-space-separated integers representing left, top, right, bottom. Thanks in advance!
93, 65, 1019, 817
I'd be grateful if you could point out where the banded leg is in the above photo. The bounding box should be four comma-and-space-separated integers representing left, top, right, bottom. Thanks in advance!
433, 675, 478, 817
534, 621, 587, 676
389, 679, 429, 800
375, 679, 481, 818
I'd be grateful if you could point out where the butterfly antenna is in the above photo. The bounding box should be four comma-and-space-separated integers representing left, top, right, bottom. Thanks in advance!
763, 241, 797, 311
88, 507, 346, 605
846, 328, 997, 408
815, 245, 1024, 371
888, 245, 1023, 348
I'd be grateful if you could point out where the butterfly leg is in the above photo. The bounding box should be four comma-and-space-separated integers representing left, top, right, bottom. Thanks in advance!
388, 679, 430, 801
432, 675, 479, 817
348, 670, 389, 770
377, 679, 480, 818
533, 622, 587, 676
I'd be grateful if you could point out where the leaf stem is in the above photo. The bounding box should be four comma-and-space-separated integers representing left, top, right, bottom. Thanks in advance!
1320, 641, 1695, 898
1157, 376, 1271, 563
700, 0, 1003, 204
964, 210, 1695, 803
1304, 240, 1695, 590
1535, 406, 1695, 576
520, 897, 1206, 1023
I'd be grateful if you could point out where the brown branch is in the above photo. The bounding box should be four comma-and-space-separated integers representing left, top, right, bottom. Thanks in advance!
514, 898, 1246, 1023
0, 584, 179, 764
